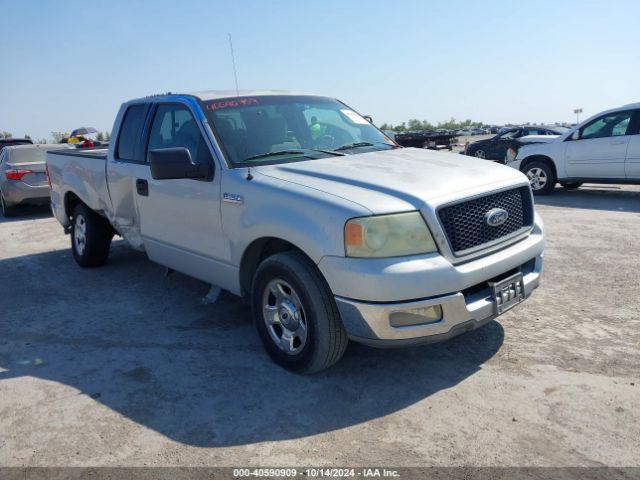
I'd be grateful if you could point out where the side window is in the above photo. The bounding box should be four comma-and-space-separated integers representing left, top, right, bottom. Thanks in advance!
147, 104, 212, 165
499, 130, 518, 140
116, 104, 146, 160
580, 111, 633, 140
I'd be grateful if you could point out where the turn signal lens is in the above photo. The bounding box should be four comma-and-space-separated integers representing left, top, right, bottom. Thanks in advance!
5, 169, 33, 181
345, 222, 364, 247
344, 212, 437, 258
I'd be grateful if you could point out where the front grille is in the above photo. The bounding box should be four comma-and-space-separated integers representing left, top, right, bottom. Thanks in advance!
438, 186, 533, 255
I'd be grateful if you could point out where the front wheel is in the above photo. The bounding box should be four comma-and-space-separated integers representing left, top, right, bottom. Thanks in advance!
561, 182, 582, 190
523, 161, 556, 195
71, 203, 113, 267
251, 251, 348, 374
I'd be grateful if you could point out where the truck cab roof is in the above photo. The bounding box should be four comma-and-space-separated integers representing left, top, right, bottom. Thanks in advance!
131, 90, 318, 104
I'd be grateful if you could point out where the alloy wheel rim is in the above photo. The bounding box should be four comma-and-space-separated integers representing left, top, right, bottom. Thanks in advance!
475, 150, 485, 158
262, 278, 308, 355
74, 214, 87, 255
526, 167, 547, 190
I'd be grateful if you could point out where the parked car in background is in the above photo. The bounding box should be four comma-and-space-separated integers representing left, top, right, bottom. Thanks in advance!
509, 104, 640, 194
0, 144, 69, 216
382, 129, 396, 140
394, 130, 457, 150
465, 126, 568, 162
47, 90, 543, 373
0, 137, 33, 154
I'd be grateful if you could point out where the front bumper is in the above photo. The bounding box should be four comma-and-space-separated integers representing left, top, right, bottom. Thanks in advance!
320, 218, 544, 346
335, 253, 541, 346
506, 157, 524, 171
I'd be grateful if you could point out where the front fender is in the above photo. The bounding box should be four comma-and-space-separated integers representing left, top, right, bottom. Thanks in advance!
222, 170, 371, 267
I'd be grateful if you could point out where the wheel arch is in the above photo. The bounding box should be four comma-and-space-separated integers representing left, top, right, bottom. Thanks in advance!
64, 191, 83, 219
519, 155, 558, 179
239, 237, 317, 298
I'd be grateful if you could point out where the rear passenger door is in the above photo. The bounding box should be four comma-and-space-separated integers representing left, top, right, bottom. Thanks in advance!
135, 102, 231, 290
565, 110, 633, 178
106, 102, 151, 248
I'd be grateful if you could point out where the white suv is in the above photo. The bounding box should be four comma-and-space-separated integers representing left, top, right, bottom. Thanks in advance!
508, 103, 640, 194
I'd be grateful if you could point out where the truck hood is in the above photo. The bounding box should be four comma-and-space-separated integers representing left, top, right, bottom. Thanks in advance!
256, 148, 527, 214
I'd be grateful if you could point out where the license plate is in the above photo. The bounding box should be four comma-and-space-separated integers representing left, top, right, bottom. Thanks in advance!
427, 141, 436, 147
489, 272, 525, 314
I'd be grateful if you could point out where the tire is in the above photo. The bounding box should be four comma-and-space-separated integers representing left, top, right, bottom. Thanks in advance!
71, 203, 113, 267
561, 182, 582, 190
0, 191, 15, 218
522, 160, 556, 195
251, 251, 348, 374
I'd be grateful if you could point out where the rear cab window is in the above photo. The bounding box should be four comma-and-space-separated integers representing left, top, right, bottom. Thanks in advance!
116, 104, 148, 161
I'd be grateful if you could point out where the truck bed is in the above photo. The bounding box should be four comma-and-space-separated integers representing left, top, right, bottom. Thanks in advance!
46, 147, 112, 226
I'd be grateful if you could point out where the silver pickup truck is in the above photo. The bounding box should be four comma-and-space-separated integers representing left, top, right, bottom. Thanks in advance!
47, 90, 544, 373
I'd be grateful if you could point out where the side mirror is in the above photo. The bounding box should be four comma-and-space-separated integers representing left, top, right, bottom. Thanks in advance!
570, 130, 580, 141
363, 115, 373, 124
149, 147, 211, 180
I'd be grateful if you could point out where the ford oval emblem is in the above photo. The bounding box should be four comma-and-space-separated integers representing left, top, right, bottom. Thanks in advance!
485, 208, 509, 227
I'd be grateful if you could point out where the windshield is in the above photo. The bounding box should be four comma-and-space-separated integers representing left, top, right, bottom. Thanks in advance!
203, 95, 396, 165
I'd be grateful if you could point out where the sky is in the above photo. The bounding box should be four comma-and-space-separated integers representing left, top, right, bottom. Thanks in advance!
1, 0, 639, 140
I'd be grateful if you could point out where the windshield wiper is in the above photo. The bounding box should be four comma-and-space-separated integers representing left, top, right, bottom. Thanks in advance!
243, 150, 307, 162
332, 142, 399, 152
311, 148, 345, 156
333, 142, 374, 151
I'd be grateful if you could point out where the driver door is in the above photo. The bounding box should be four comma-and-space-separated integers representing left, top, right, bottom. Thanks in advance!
135, 102, 232, 290
565, 111, 633, 178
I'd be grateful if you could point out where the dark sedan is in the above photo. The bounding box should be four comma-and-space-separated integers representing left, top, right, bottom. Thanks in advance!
465, 126, 568, 162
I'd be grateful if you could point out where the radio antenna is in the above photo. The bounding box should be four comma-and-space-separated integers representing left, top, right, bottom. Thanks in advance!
228, 33, 240, 98
228, 33, 251, 180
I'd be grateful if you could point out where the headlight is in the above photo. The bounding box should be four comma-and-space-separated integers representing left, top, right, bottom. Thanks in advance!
344, 212, 437, 258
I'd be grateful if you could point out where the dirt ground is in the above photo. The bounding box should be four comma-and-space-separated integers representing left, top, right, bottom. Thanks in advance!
0, 183, 638, 467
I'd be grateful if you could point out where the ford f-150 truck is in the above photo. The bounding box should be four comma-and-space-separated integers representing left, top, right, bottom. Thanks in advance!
47, 90, 544, 373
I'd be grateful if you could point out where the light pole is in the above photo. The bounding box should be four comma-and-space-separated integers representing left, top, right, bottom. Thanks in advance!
573, 108, 583, 124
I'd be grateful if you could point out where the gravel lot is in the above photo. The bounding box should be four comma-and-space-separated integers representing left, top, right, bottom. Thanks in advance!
0, 182, 638, 467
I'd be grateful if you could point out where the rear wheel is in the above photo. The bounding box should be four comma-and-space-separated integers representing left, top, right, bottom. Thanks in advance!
71, 203, 113, 267
561, 182, 582, 190
251, 251, 348, 374
523, 160, 556, 195
0, 191, 15, 218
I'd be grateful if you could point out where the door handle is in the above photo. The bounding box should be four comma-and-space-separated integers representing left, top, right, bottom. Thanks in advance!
136, 179, 149, 196
611, 140, 626, 145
